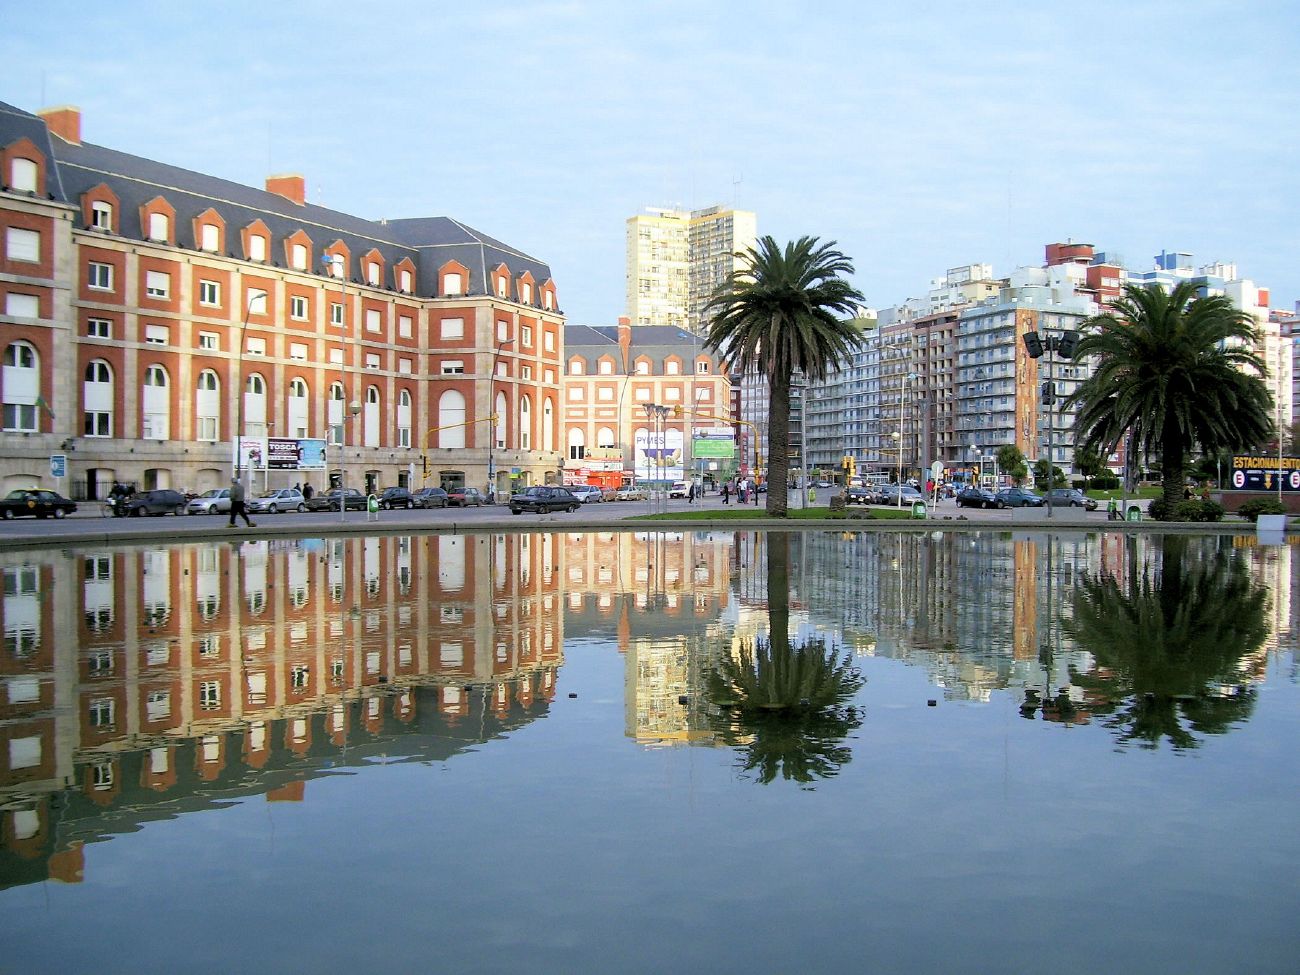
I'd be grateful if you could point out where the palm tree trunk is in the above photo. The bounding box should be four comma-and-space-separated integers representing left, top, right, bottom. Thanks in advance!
1162, 415, 1185, 513
767, 374, 790, 517
767, 531, 791, 656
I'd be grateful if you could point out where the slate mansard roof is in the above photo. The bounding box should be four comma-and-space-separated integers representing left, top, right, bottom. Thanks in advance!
0, 100, 554, 299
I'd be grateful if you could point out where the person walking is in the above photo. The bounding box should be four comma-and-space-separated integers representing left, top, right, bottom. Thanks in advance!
228, 477, 256, 528
688, 482, 696, 504
722, 481, 731, 505
302, 483, 314, 501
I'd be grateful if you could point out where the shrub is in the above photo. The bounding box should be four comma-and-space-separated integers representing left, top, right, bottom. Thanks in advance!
1237, 498, 1287, 523
1172, 499, 1224, 522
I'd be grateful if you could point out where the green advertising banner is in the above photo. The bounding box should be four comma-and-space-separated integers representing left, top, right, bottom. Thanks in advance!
693, 436, 735, 459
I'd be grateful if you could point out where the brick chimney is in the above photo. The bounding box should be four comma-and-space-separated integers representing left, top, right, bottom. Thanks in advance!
38, 106, 81, 145
266, 174, 306, 206
618, 316, 632, 371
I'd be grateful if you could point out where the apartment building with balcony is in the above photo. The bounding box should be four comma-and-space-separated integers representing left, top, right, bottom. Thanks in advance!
0, 100, 565, 500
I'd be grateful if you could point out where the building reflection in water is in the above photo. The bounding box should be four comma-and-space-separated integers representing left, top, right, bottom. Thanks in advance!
2, 529, 1294, 885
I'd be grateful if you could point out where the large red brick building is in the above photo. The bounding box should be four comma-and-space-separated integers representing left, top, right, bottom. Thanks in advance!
0, 100, 565, 499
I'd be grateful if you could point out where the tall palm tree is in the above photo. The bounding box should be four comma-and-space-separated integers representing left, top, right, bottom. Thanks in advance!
1066, 281, 1273, 514
704, 236, 864, 516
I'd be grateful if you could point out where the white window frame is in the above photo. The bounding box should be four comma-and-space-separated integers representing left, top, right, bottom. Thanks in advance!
289, 342, 308, 361
440, 317, 464, 340
198, 279, 220, 306
198, 331, 219, 351
291, 243, 308, 270
88, 262, 113, 290
91, 200, 113, 231
330, 302, 344, 327
5, 293, 39, 319
441, 361, 464, 375
200, 224, 220, 252
290, 295, 309, 321
87, 317, 111, 339
5, 227, 39, 263
145, 270, 170, 300
145, 324, 169, 346
365, 308, 381, 333
249, 234, 267, 262
10, 158, 37, 193
398, 314, 413, 338
147, 212, 169, 242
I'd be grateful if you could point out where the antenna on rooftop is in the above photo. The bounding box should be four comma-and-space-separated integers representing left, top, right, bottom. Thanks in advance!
732, 172, 743, 207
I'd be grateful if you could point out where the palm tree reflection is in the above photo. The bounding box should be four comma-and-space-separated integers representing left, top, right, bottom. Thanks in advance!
706, 535, 864, 785
1064, 537, 1269, 750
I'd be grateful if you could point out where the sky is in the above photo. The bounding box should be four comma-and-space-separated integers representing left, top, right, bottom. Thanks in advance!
3, 0, 1298, 323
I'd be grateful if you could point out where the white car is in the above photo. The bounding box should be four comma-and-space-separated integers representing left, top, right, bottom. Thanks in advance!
668, 481, 690, 498
186, 488, 231, 515
247, 488, 306, 514
615, 486, 648, 501
569, 485, 604, 503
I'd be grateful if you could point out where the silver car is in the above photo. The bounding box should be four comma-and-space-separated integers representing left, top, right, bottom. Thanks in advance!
247, 488, 307, 514
186, 488, 231, 515
569, 485, 604, 503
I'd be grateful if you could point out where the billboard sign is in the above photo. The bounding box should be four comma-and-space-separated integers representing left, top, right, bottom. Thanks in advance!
1231, 455, 1300, 492
269, 437, 327, 470
634, 428, 684, 481
692, 428, 735, 459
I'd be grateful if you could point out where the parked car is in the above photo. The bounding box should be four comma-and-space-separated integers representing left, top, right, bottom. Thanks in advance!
956, 486, 1002, 509
509, 486, 581, 515
995, 487, 1046, 508
668, 481, 691, 498
411, 487, 449, 509
1046, 488, 1098, 510
876, 484, 925, 505
845, 486, 873, 505
815, 480, 832, 489
186, 488, 231, 515
569, 484, 605, 504
247, 488, 306, 514
305, 488, 367, 512
123, 489, 187, 516
447, 487, 485, 507
615, 486, 648, 501
0, 489, 77, 520
378, 487, 414, 510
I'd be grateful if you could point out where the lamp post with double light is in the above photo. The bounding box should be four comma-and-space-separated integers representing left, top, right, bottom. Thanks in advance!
487, 339, 514, 502
233, 287, 268, 486
891, 429, 903, 507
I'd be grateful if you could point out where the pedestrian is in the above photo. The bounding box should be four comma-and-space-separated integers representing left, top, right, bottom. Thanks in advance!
302, 483, 314, 500
739, 480, 748, 504
722, 481, 731, 505
688, 482, 696, 504
228, 477, 256, 528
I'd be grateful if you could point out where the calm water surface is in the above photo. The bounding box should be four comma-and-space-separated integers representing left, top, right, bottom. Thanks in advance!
1, 530, 1296, 974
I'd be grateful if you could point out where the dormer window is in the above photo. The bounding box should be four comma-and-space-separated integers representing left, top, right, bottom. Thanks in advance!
543, 291, 553, 311
249, 235, 267, 262
200, 224, 219, 252
444, 272, 463, 296
10, 158, 37, 193
496, 277, 507, 298
291, 243, 308, 270
367, 262, 379, 286
399, 269, 412, 292
330, 254, 345, 278
91, 201, 113, 231
521, 282, 532, 304
147, 212, 169, 243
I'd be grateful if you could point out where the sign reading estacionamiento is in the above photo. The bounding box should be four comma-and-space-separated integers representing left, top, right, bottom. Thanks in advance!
1231, 455, 1300, 492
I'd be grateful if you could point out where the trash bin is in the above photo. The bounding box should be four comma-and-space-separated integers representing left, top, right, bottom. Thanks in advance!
1125, 504, 1141, 522
911, 500, 927, 519
367, 494, 380, 515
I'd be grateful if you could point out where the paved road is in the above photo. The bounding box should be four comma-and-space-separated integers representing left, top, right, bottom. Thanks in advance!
0, 488, 1138, 546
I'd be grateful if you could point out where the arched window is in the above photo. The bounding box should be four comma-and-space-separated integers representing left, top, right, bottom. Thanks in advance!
443, 271, 463, 296
437, 390, 465, 448
328, 382, 344, 445
397, 389, 412, 448
364, 385, 380, 447
542, 398, 555, 452
141, 364, 169, 440
243, 373, 267, 438
567, 428, 585, 461
494, 392, 508, 449
597, 425, 615, 449
519, 396, 532, 451
195, 370, 219, 441
291, 243, 308, 270
83, 360, 113, 437
10, 158, 38, 194
287, 377, 309, 439
2, 342, 39, 432
147, 212, 169, 242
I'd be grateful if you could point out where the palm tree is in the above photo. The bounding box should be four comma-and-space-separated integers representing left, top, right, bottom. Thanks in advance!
1066, 281, 1273, 514
704, 236, 864, 516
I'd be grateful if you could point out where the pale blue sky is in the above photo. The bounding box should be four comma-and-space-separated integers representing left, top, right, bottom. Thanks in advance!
3, 0, 1297, 322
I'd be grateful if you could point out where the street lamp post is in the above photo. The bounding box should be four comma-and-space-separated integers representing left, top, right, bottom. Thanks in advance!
487, 339, 514, 503
1022, 328, 1080, 521
891, 430, 903, 507
322, 254, 358, 522
233, 287, 268, 487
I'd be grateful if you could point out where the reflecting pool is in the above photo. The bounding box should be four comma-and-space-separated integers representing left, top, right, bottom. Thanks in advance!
2, 530, 1297, 973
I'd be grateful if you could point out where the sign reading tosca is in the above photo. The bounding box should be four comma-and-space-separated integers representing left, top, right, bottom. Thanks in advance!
1231, 455, 1300, 492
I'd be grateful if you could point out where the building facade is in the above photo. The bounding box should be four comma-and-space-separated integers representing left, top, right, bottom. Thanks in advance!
0, 101, 564, 501
625, 205, 756, 333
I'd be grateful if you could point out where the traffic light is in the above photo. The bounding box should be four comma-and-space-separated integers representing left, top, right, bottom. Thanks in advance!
672, 405, 683, 417
1022, 331, 1044, 358
421, 454, 429, 478
1057, 330, 1080, 359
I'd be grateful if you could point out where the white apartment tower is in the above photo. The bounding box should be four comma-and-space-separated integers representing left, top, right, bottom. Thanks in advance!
626, 205, 757, 333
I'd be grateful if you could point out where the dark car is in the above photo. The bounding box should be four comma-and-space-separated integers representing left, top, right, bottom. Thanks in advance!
447, 487, 485, 507
0, 489, 77, 520
123, 489, 186, 516
995, 487, 1045, 508
1046, 488, 1098, 510
411, 487, 449, 509
378, 487, 414, 510
956, 486, 1002, 509
509, 486, 581, 515
305, 488, 367, 512
845, 486, 873, 505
